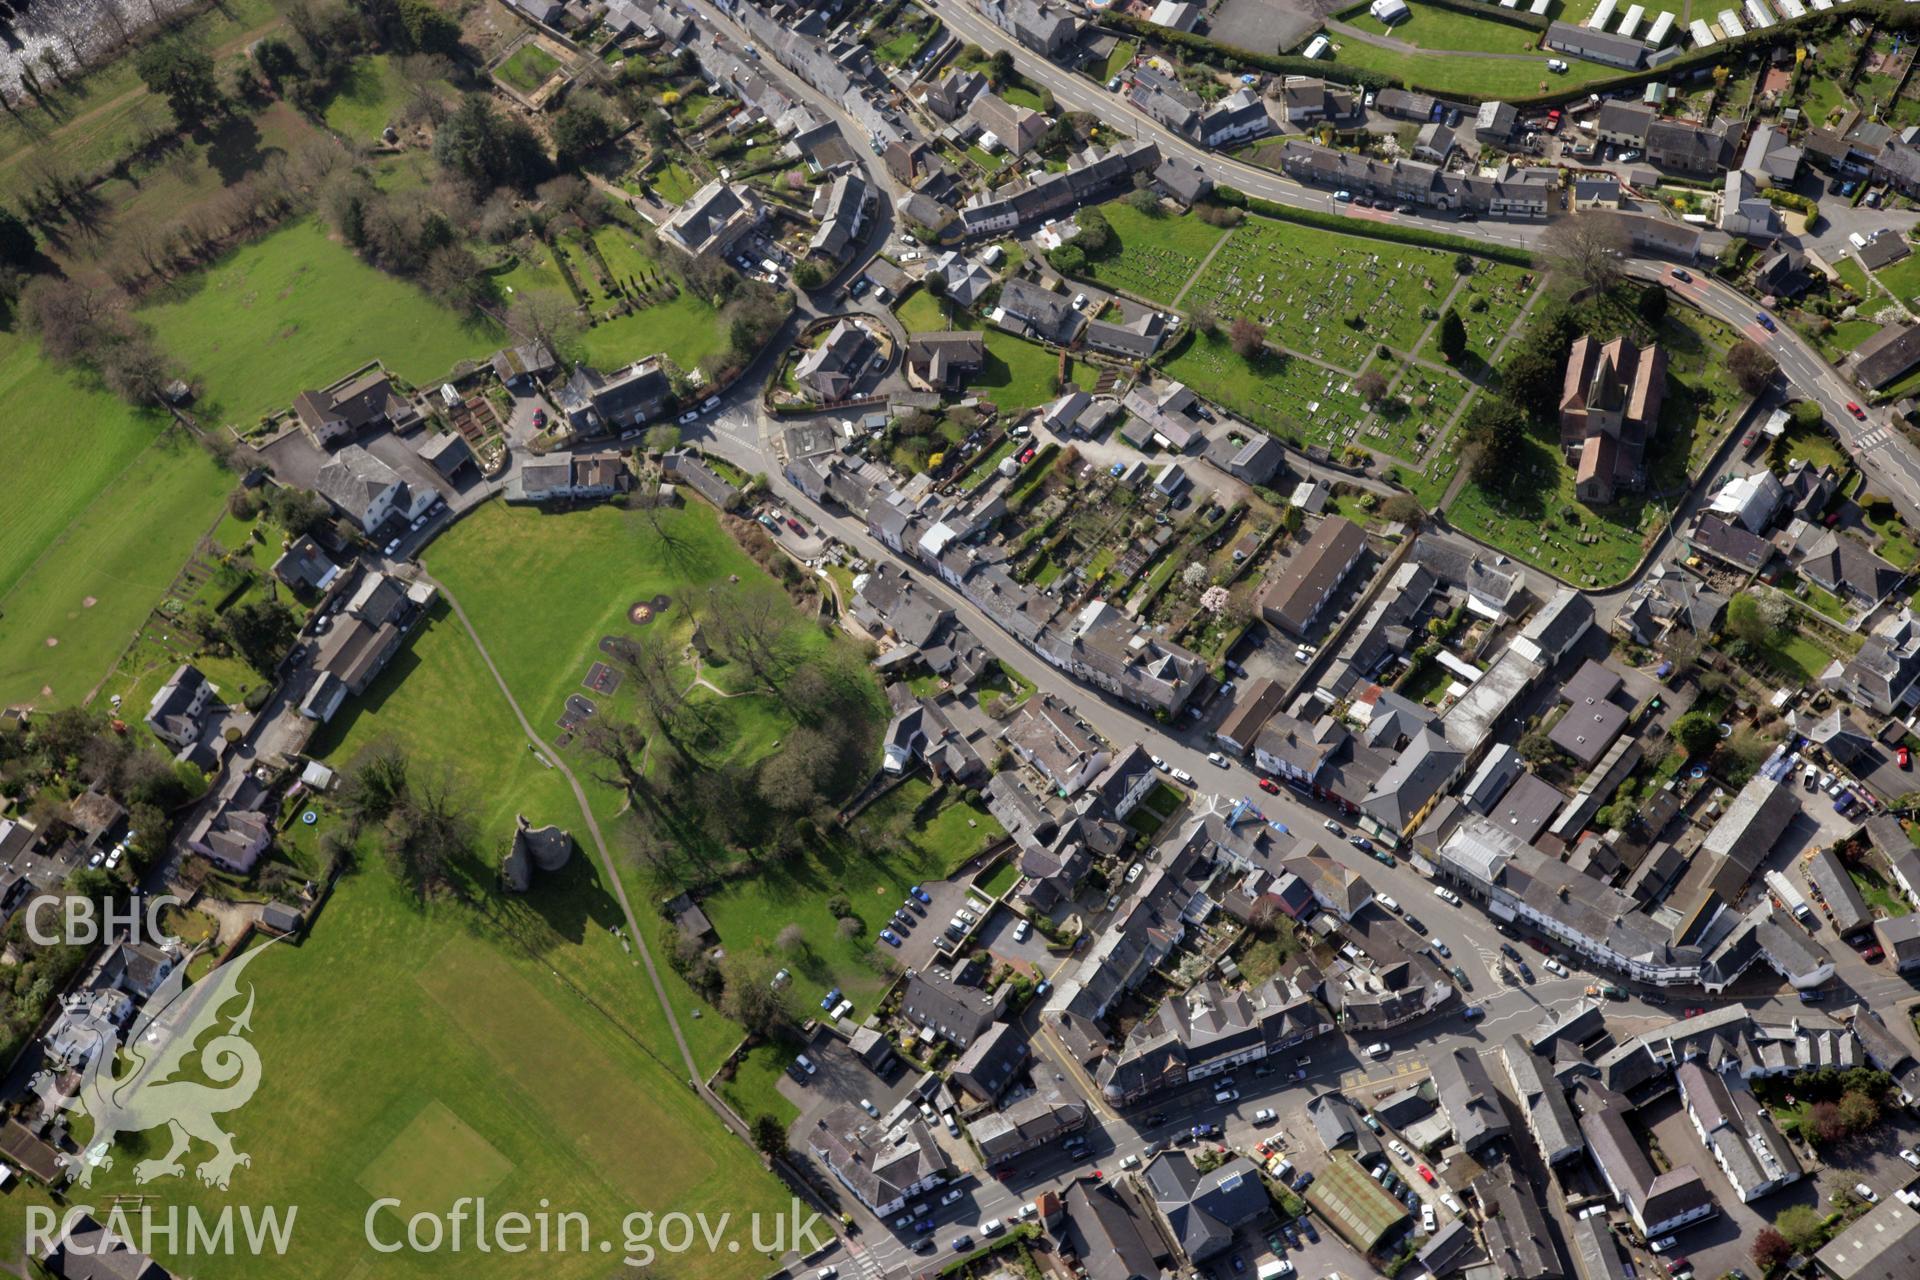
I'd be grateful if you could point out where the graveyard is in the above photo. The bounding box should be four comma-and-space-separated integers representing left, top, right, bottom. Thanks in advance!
1075, 205, 1555, 499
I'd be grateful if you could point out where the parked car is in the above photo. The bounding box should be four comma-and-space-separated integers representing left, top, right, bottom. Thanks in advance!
1755, 312, 1777, 332
1402, 914, 1427, 936
1856, 1183, 1880, 1203
1207, 751, 1229, 768
950, 1236, 973, 1253
861, 1098, 879, 1116
1258, 777, 1280, 795
1214, 1088, 1239, 1103
1171, 767, 1195, 785
1377, 895, 1401, 914
1433, 886, 1460, 905
1323, 820, 1345, 836
1900, 1148, 1920, 1169
1542, 957, 1568, 977
1649, 1239, 1677, 1254
1366, 1042, 1391, 1058
910, 885, 931, 904
1253, 1108, 1277, 1124
1430, 939, 1451, 958
1349, 835, 1375, 852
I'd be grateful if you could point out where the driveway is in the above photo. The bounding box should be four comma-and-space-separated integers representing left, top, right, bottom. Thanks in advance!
975, 909, 1051, 974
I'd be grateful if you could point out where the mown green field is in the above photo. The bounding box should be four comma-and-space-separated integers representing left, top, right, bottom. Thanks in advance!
67, 857, 798, 1280
141, 219, 502, 424
0, 331, 232, 708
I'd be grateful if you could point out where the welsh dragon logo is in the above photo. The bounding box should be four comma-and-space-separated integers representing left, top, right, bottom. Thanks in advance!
30, 941, 278, 1190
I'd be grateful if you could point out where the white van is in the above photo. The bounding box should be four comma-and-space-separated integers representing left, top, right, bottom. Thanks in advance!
1378, 895, 1401, 914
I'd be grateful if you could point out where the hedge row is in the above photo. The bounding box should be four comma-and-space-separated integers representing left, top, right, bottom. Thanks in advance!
1210, 186, 1537, 267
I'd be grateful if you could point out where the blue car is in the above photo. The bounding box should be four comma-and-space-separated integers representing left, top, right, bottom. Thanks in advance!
910, 884, 932, 904
879, 929, 901, 947
1755, 312, 1776, 332
820, 987, 842, 1010
1462, 1005, 1485, 1021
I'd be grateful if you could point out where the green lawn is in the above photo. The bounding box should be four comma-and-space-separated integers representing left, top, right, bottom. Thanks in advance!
981, 330, 1067, 413
651, 160, 703, 205
1075, 201, 1228, 306
1103, 41, 1139, 82
1326, 30, 1614, 97
497, 43, 562, 94
1871, 251, 1920, 310
570, 226, 730, 370
1348, 4, 1555, 53
142, 219, 501, 424
978, 858, 1021, 898
0, 330, 232, 708
321, 53, 448, 142
895, 287, 959, 334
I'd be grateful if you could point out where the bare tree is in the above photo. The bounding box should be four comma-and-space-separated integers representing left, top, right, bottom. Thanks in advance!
705, 584, 802, 692
579, 716, 649, 801
1542, 210, 1630, 293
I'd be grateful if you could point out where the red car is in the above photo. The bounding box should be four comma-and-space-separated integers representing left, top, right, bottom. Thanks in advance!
1258, 777, 1280, 795
786, 517, 805, 534
1684, 1007, 1705, 1018
1900, 746, 1911, 769
1418, 1165, 1436, 1185
1846, 402, 1867, 420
